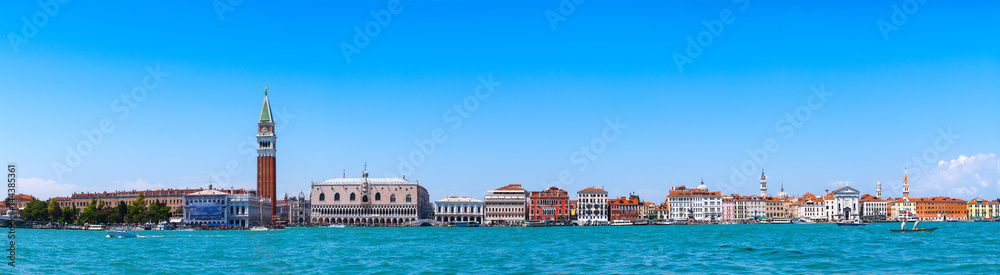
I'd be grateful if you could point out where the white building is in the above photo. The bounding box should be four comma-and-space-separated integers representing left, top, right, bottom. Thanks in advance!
667, 182, 722, 222
826, 186, 861, 221
576, 187, 608, 225
797, 199, 826, 221
860, 195, 887, 220
310, 167, 433, 225
434, 197, 484, 224
183, 187, 272, 228
484, 184, 527, 225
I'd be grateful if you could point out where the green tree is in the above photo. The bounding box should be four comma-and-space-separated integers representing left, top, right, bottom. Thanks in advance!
62, 205, 78, 224
113, 201, 127, 224
127, 193, 148, 224
48, 199, 63, 222
80, 199, 99, 224
23, 200, 49, 221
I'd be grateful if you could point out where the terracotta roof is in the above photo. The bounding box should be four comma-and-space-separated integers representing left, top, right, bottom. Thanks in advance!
578, 187, 608, 193
495, 184, 525, 191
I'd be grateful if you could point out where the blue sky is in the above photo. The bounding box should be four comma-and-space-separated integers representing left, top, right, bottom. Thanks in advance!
2, 0, 999, 202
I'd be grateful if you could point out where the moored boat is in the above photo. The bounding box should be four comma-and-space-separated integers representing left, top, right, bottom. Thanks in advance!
328, 224, 346, 228
249, 226, 271, 231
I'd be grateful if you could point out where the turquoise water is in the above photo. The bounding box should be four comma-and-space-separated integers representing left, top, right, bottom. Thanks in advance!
12, 222, 1000, 274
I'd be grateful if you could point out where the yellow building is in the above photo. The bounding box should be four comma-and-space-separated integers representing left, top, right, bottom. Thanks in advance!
967, 198, 999, 219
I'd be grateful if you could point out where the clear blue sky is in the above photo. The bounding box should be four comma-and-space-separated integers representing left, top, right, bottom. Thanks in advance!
2, 0, 999, 202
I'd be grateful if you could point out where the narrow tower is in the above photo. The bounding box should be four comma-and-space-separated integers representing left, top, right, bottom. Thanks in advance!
876, 178, 882, 199
257, 88, 277, 220
902, 169, 909, 200
760, 170, 768, 197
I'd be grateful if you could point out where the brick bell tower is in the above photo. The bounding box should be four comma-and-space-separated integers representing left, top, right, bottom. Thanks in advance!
257, 88, 277, 221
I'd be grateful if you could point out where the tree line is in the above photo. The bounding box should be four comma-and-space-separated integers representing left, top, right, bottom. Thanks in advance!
21, 193, 173, 225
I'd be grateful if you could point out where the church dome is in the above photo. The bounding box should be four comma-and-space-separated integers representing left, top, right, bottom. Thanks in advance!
776, 183, 788, 200
697, 180, 708, 191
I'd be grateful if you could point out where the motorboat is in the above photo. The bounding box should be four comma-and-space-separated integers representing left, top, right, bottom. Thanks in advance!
451, 222, 480, 227
106, 228, 138, 238
610, 220, 633, 226
328, 224, 346, 228
249, 226, 271, 231
87, 224, 106, 231
836, 220, 868, 226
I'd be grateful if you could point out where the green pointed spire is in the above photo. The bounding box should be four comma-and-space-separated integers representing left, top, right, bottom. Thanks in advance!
260, 88, 272, 122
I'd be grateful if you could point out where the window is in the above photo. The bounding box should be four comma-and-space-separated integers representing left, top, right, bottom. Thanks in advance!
319, 193, 326, 201
375, 193, 381, 201
390, 195, 396, 202
350, 193, 356, 201
334, 193, 341, 201
406, 194, 412, 203
362, 195, 369, 203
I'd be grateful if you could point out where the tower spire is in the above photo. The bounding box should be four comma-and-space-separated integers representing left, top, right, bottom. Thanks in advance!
903, 168, 910, 200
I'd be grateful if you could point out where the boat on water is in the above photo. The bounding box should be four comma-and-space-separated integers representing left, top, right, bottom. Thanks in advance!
836, 220, 868, 226
249, 226, 271, 231
87, 224, 106, 231
106, 228, 138, 238
610, 220, 633, 226
451, 222, 480, 227
152, 221, 174, 231
176, 228, 195, 232
328, 224, 346, 228
522, 221, 553, 227
891, 220, 937, 233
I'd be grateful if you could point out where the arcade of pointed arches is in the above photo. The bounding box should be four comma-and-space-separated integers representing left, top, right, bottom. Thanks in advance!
311, 204, 420, 225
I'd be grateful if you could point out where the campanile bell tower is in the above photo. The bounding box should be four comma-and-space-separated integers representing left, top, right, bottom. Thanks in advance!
257, 88, 277, 219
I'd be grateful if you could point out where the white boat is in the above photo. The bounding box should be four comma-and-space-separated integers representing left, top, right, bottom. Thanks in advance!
611, 220, 633, 226
87, 224, 106, 231
176, 228, 195, 232
106, 228, 138, 238
328, 224, 346, 228
249, 226, 271, 231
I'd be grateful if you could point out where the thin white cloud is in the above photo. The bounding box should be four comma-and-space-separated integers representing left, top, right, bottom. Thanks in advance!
17, 178, 81, 201
829, 181, 853, 187
916, 153, 1000, 199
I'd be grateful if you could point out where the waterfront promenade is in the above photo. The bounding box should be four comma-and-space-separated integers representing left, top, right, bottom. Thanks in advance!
16, 222, 1000, 274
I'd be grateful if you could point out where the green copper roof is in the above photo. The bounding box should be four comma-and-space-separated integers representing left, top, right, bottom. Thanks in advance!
260, 94, 272, 122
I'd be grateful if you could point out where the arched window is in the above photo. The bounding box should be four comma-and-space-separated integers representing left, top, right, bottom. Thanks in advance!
362, 196, 369, 203
350, 193, 356, 201
406, 194, 412, 203
375, 193, 381, 201
319, 193, 326, 201
334, 193, 341, 201
390, 195, 396, 202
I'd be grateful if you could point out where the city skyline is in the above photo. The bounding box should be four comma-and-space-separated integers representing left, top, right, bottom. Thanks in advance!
3, 1, 1000, 202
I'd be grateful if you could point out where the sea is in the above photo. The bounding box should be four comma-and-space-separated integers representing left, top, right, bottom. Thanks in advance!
11, 222, 1000, 274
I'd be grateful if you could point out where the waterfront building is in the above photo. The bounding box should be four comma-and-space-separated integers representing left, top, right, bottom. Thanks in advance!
257, 90, 278, 218
912, 197, 968, 221
434, 197, 484, 224
887, 198, 916, 220
576, 187, 608, 225
609, 195, 640, 222
798, 197, 826, 221
967, 198, 1000, 219
484, 184, 527, 225
652, 204, 670, 221
721, 196, 734, 222
667, 182, 722, 222
640, 202, 656, 220
52, 197, 71, 208
528, 187, 569, 221
860, 194, 887, 221
183, 187, 273, 227
826, 185, 861, 221
569, 200, 578, 221
310, 167, 433, 225
2, 194, 35, 216
764, 196, 784, 219
70, 188, 232, 215
277, 192, 311, 225
734, 195, 766, 221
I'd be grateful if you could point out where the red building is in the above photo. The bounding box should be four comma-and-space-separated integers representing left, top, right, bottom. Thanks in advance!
257, 89, 277, 219
609, 195, 641, 221
528, 187, 569, 221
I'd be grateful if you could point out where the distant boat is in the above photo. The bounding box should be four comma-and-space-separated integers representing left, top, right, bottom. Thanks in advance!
106, 228, 138, 238
451, 222, 480, 227
522, 221, 553, 227
836, 221, 868, 226
328, 224, 346, 228
176, 228, 195, 232
87, 224, 106, 231
610, 220, 633, 226
249, 226, 271, 231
